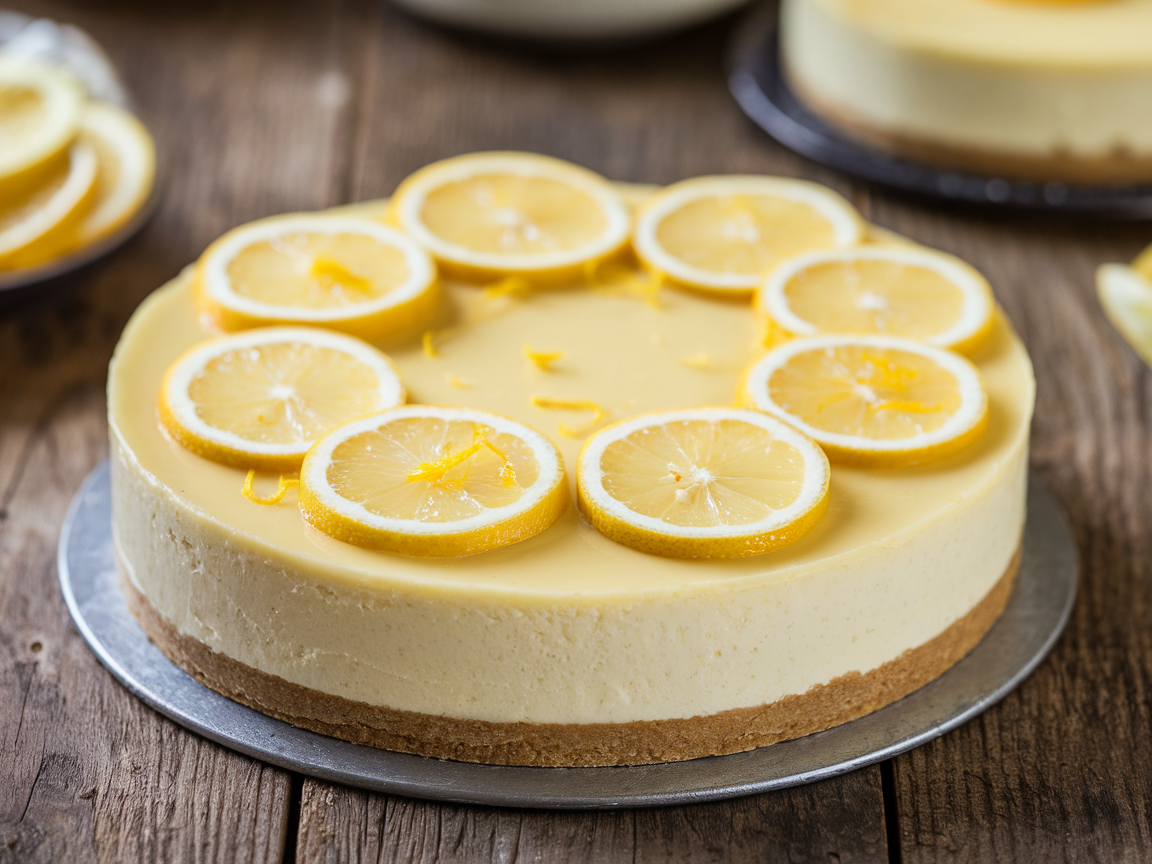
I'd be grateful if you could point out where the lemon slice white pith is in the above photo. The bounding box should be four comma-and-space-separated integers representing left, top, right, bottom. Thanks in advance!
632, 176, 864, 295
577, 408, 831, 558
159, 327, 406, 470
196, 214, 438, 340
390, 152, 632, 282
0, 60, 85, 194
299, 405, 568, 557
742, 335, 988, 467
757, 246, 995, 355
0, 141, 98, 268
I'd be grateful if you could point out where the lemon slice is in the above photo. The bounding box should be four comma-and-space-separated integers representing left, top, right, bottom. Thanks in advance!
577, 408, 830, 558
632, 176, 864, 296
196, 215, 438, 341
1097, 260, 1152, 368
0, 60, 85, 195
299, 406, 568, 557
389, 151, 632, 283
159, 327, 406, 470
67, 102, 156, 250
0, 141, 98, 269
757, 246, 995, 355
741, 335, 988, 467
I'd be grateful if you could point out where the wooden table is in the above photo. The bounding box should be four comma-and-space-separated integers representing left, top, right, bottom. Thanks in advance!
4, 1, 1151, 860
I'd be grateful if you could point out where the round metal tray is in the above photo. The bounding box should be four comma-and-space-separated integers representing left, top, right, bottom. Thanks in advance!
726, 2, 1152, 217
59, 460, 1076, 809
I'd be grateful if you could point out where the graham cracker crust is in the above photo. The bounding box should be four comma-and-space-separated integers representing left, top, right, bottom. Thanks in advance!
785, 73, 1152, 186
121, 546, 1020, 767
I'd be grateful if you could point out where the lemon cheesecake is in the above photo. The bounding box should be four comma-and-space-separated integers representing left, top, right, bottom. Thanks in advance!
780, 0, 1152, 184
109, 159, 1034, 767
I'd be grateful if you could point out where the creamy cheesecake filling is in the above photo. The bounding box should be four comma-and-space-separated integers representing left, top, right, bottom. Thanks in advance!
108, 218, 1034, 727
782, 0, 1152, 176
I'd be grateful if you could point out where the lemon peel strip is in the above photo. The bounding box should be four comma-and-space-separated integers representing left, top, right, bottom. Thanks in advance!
445, 374, 473, 388
482, 277, 532, 300
523, 344, 563, 371
309, 256, 372, 293
422, 330, 438, 357
242, 470, 299, 505
406, 426, 517, 486
531, 396, 606, 437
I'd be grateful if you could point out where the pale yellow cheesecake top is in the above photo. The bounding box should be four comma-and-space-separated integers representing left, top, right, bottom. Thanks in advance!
109, 202, 1034, 604
811, 0, 1152, 68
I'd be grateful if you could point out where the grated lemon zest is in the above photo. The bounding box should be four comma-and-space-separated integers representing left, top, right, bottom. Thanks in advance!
482, 277, 531, 300
310, 256, 372, 293
406, 425, 517, 486
523, 344, 563, 371
445, 374, 473, 389
531, 396, 606, 438
242, 470, 299, 505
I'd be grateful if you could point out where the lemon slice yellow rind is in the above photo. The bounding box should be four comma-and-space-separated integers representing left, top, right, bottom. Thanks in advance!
0, 60, 85, 195
0, 141, 99, 269
757, 246, 995, 356
159, 326, 406, 471
577, 407, 831, 559
196, 215, 439, 341
632, 175, 865, 296
389, 151, 632, 283
741, 335, 988, 468
299, 405, 568, 557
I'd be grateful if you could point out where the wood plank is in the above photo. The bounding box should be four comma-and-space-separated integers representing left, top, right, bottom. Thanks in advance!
295, 771, 888, 863
2, 1, 368, 861
297, 7, 889, 863
866, 199, 1152, 860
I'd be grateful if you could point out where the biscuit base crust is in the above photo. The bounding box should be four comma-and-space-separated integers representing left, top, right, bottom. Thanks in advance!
121, 545, 1020, 767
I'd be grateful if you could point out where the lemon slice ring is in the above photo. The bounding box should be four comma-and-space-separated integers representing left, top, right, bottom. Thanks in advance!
0, 60, 85, 193
577, 408, 831, 559
757, 246, 995, 354
0, 142, 98, 267
159, 326, 406, 470
196, 215, 438, 338
632, 176, 864, 295
299, 405, 568, 557
390, 152, 632, 281
742, 335, 988, 467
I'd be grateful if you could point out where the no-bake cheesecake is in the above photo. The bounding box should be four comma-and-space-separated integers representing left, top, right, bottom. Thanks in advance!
109, 158, 1034, 766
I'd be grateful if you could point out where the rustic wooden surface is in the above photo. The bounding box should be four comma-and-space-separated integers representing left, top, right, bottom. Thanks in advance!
2, 0, 1150, 861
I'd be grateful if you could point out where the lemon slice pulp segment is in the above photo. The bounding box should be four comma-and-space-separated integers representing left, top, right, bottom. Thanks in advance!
300, 406, 568, 557
0, 141, 98, 269
632, 176, 864, 296
577, 408, 830, 558
742, 335, 988, 467
0, 60, 84, 195
390, 152, 632, 283
159, 327, 406, 470
757, 246, 995, 355
196, 215, 438, 341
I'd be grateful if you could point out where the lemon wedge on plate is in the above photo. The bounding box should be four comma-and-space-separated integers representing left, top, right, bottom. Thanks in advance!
159, 327, 406, 470
299, 406, 568, 557
389, 151, 632, 283
0, 60, 85, 196
632, 176, 864, 296
741, 335, 988, 467
1097, 251, 1152, 368
577, 407, 830, 558
756, 246, 995, 355
196, 214, 438, 341
0, 141, 98, 269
